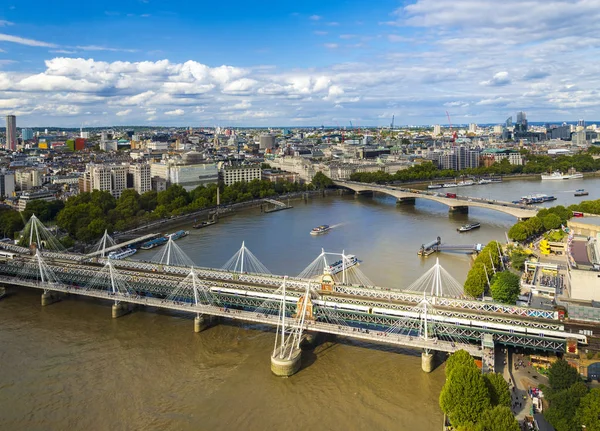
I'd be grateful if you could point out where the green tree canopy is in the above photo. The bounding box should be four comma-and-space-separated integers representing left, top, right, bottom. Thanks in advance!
490, 271, 521, 304
445, 349, 478, 377
508, 222, 530, 242
548, 359, 581, 391
311, 172, 333, 189
440, 364, 491, 427
483, 373, 511, 407
576, 388, 600, 431
464, 263, 488, 298
545, 381, 588, 431
542, 213, 563, 230
476, 406, 520, 431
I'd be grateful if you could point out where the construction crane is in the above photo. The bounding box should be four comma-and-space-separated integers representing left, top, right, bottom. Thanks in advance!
446, 111, 458, 144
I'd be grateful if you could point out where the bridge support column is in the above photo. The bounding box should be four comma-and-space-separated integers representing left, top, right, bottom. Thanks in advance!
271, 347, 302, 377
41, 291, 60, 306
0, 286, 6, 300
449, 206, 469, 214
300, 331, 319, 348
354, 190, 373, 198
421, 350, 435, 373
396, 197, 416, 205
111, 302, 131, 318
194, 314, 210, 333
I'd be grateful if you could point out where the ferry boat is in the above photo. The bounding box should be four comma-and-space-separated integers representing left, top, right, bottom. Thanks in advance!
328, 255, 359, 275
310, 225, 331, 235
193, 220, 217, 229
108, 248, 137, 260
427, 183, 443, 189
443, 180, 474, 188
457, 223, 481, 232
478, 179, 492, 185
168, 230, 189, 240
140, 237, 168, 250
541, 170, 584, 180
515, 194, 557, 205
574, 189, 589, 197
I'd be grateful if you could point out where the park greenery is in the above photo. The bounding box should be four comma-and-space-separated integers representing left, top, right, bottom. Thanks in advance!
463, 241, 502, 298
440, 350, 518, 430
542, 359, 599, 431
508, 198, 600, 242
489, 271, 521, 304
349, 150, 600, 184
8, 176, 329, 244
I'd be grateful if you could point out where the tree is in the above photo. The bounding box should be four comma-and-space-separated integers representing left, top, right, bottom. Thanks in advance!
542, 213, 562, 230
524, 216, 543, 235
483, 373, 511, 407
311, 172, 333, 189
548, 359, 581, 391
490, 271, 521, 304
0, 209, 25, 238
545, 381, 588, 431
510, 250, 528, 271
508, 222, 530, 242
576, 388, 600, 431
476, 406, 519, 431
464, 263, 488, 298
445, 349, 478, 377
440, 364, 491, 427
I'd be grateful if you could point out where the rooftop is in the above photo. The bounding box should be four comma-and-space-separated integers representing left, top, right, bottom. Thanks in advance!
569, 216, 600, 227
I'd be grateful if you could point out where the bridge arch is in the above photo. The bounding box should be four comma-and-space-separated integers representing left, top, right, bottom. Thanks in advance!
334, 180, 537, 220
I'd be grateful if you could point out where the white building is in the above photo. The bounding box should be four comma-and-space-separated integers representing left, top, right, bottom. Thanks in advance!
150, 158, 219, 191
15, 169, 42, 191
147, 141, 169, 151
468, 123, 477, 133
100, 140, 118, 152
0, 169, 15, 197
18, 190, 56, 212
218, 163, 262, 186
128, 163, 151, 195
433, 125, 441, 136
84, 164, 128, 198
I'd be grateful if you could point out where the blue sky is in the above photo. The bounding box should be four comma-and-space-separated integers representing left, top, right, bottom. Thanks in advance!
1, 0, 599, 127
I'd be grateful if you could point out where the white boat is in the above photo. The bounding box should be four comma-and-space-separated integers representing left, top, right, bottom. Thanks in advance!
443, 183, 457, 188
427, 183, 443, 189
108, 248, 137, 260
541, 171, 584, 180
478, 179, 492, 185
456, 180, 474, 187
327, 255, 359, 275
310, 225, 331, 235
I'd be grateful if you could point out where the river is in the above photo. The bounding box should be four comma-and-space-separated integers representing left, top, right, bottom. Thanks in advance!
1, 176, 598, 430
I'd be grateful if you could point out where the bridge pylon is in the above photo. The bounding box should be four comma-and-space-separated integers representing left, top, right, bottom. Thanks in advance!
271, 277, 311, 377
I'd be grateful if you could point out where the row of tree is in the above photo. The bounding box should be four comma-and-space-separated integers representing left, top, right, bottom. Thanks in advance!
18, 175, 332, 243
508, 200, 600, 242
439, 350, 519, 430
544, 359, 600, 431
349, 150, 600, 184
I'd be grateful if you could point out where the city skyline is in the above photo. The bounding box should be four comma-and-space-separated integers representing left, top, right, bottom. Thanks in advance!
0, 0, 600, 127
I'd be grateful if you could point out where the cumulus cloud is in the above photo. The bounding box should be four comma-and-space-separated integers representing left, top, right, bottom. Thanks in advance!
480, 71, 511, 87
116, 109, 132, 116
165, 108, 185, 116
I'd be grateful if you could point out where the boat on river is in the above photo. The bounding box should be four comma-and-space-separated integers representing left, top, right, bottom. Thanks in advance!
574, 189, 589, 197
310, 225, 331, 235
193, 220, 217, 229
541, 170, 584, 180
457, 223, 481, 232
108, 248, 137, 259
327, 255, 359, 275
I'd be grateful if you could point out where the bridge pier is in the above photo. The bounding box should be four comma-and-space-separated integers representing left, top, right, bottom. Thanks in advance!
41, 291, 61, 306
396, 197, 416, 205
421, 350, 435, 373
271, 347, 302, 377
354, 190, 373, 198
194, 314, 211, 333
449, 206, 469, 214
111, 302, 131, 318
0, 286, 6, 300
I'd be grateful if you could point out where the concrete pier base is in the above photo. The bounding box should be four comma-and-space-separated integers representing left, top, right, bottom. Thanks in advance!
194, 314, 210, 333
41, 291, 60, 306
0, 286, 6, 300
111, 302, 131, 318
449, 206, 469, 214
271, 347, 302, 377
397, 197, 416, 205
422, 351, 435, 373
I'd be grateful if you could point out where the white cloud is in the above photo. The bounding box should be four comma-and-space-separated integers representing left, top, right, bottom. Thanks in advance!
0, 33, 56, 47
165, 108, 185, 116
314, 31, 328, 36
0, 20, 14, 27
310, 15, 322, 21
324, 43, 338, 49
480, 71, 511, 87
116, 109, 132, 116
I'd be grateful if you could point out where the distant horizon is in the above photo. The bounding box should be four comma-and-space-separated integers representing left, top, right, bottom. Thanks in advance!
2, 120, 598, 132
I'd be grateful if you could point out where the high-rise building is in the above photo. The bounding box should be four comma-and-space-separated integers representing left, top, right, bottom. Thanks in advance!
505, 116, 513, 128
5, 115, 16, 150
259, 134, 275, 150
433, 125, 441, 136
468, 123, 477, 133
84, 164, 128, 198
128, 163, 151, 195
578, 119, 585, 128
515, 111, 528, 132
0, 168, 15, 197
22, 128, 34, 141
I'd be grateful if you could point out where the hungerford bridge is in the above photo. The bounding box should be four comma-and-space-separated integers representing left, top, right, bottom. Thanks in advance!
334, 180, 538, 220
0, 217, 585, 376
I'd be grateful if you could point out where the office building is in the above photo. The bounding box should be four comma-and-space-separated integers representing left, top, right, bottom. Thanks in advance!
433, 125, 441, 136
22, 128, 34, 141
0, 169, 15, 197
468, 123, 477, 133
18, 190, 56, 212
15, 169, 42, 191
128, 163, 151, 195
150, 154, 219, 191
5, 115, 16, 150
259, 134, 276, 150
516, 111, 528, 132
83, 164, 128, 198
505, 116, 513, 128
219, 163, 262, 186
